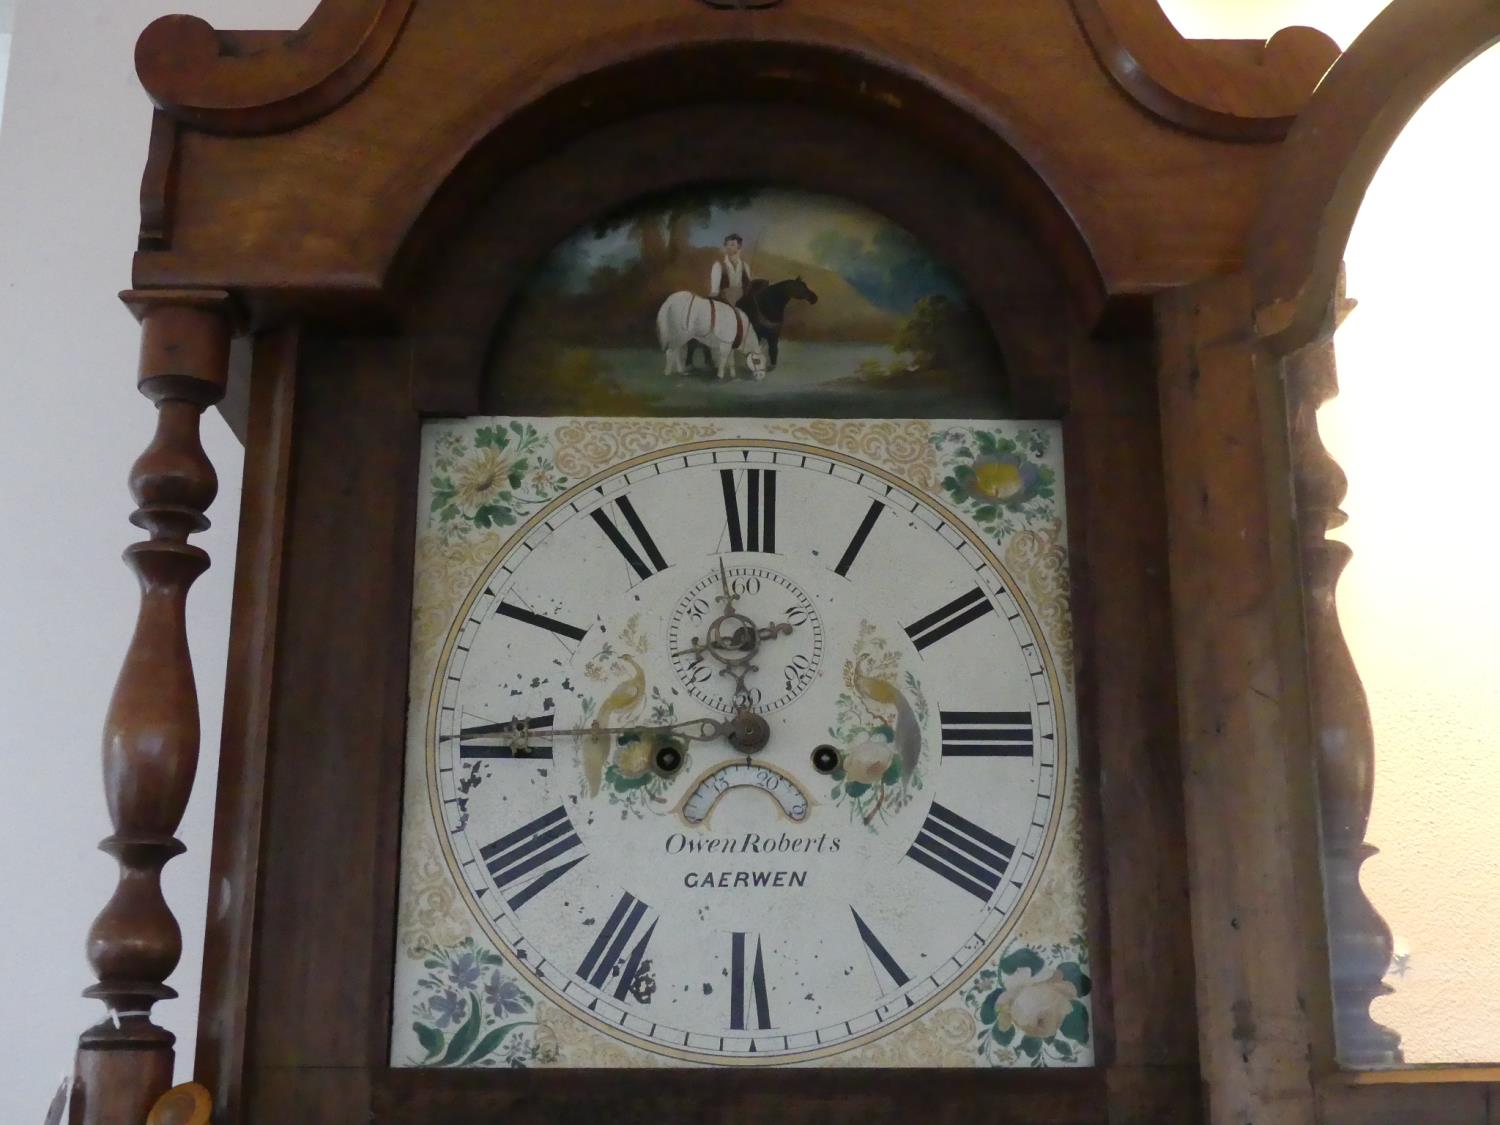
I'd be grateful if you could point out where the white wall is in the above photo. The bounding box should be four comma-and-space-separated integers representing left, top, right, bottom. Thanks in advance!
0, 3, 310, 1120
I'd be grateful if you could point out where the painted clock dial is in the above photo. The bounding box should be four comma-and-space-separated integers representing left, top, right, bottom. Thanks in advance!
392, 417, 1091, 1069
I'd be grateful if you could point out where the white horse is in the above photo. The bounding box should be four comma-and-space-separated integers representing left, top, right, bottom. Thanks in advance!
656, 291, 767, 381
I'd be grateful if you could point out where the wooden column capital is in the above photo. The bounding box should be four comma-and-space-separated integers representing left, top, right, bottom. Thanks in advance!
123, 291, 235, 394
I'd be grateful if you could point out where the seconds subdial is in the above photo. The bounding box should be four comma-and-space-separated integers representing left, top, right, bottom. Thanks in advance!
668, 564, 824, 714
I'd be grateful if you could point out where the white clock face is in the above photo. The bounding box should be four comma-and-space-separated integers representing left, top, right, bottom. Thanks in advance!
423, 435, 1068, 1064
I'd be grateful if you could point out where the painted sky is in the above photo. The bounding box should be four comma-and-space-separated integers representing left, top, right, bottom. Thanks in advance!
538, 188, 966, 311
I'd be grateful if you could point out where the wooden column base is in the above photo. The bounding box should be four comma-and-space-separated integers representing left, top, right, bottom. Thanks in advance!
72, 1044, 176, 1125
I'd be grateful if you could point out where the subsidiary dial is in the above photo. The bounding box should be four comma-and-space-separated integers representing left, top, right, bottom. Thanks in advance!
668, 564, 824, 713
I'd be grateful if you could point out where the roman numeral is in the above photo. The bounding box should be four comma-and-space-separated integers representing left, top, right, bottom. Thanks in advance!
480, 806, 586, 910
833, 500, 884, 577
904, 587, 994, 651
939, 711, 1033, 758
851, 907, 909, 989
577, 892, 658, 1000
721, 468, 776, 552
906, 802, 1014, 902
591, 495, 668, 581
451, 714, 555, 760
496, 600, 589, 643
730, 932, 771, 1031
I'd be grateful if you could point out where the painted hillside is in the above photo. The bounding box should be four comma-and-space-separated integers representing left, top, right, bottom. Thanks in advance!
486, 186, 1012, 419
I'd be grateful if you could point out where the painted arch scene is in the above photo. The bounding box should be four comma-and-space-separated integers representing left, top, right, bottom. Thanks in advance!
486, 186, 1012, 417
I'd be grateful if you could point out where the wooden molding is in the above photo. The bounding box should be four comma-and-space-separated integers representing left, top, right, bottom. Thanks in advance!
1250, 0, 1500, 354
134, 0, 414, 134
1155, 276, 1327, 1124
1069, 0, 1338, 140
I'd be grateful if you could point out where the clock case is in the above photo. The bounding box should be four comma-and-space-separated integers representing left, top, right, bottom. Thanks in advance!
75, 1, 1500, 1123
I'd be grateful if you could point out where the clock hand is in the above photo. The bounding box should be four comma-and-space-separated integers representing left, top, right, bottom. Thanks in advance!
670, 620, 793, 660
460, 711, 771, 753
458, 716, 730, 747
717, 556, 736, 613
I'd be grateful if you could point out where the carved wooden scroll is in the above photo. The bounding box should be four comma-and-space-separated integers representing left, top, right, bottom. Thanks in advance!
1070, 0, 1338, 140
136, 2, 415, 134
71, 292, 234, 1125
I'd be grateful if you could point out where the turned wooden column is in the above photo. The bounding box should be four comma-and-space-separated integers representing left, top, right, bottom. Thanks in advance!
71, 291, 234, 1125
1281, 280, 1402, 1068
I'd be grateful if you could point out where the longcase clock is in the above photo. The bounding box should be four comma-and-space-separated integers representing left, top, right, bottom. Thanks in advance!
67, 0, 1499, 1122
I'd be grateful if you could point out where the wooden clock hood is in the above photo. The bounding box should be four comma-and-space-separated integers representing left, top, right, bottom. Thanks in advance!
72, 0, 1500, 1123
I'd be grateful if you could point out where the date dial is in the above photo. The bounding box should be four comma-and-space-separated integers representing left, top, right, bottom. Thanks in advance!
668, 565, 824, 713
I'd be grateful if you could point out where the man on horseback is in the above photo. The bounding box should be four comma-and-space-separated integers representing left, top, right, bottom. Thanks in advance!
709, 233, 753, 306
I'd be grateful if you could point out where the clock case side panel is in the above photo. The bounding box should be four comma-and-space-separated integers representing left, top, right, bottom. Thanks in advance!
203, 105, 1197, 1124
210, 331, 420, 1122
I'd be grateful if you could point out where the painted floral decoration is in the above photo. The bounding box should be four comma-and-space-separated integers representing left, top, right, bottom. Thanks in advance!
600, 687, 685, 817
934, 427, 1057, 541
408, 938, 557, 1067
581, 618, 688, 819
827, 622, 928, 828
428, 422, 567, 538
963, 942, 1091, 1066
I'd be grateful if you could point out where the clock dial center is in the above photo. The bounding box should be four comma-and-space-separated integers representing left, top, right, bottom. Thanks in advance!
668, 564, 824, 714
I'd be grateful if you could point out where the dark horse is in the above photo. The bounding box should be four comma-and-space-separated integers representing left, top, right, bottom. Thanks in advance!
739, 276, 818, 369
685, 277, 818, 373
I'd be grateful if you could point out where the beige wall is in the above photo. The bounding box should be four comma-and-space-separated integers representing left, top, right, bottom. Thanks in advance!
1164, 0, 1500, 1065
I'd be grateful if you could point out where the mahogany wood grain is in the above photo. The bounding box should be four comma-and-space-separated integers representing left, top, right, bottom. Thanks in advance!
192, 328, 299, 1119
1069, 0, 1337, 139
135, 1, 414, 134
237, 334, 417, 1118
131, 0, 1309, 324
1316, 1080, 1497, 1125
1063, 334, 1198, 1096
373, 1067, 1110, 1124
71, 292, 234, 1125
133, 0, 1336, 144
1154, 276, 1332, 1125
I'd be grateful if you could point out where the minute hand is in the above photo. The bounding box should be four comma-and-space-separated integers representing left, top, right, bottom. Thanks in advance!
459, 716, 733, 747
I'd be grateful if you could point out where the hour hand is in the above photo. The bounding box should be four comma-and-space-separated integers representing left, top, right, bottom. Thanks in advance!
671, 620, 794, 660
548, 712, 770, 754
544, 716, 732, 744
457, 718, 552, 742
